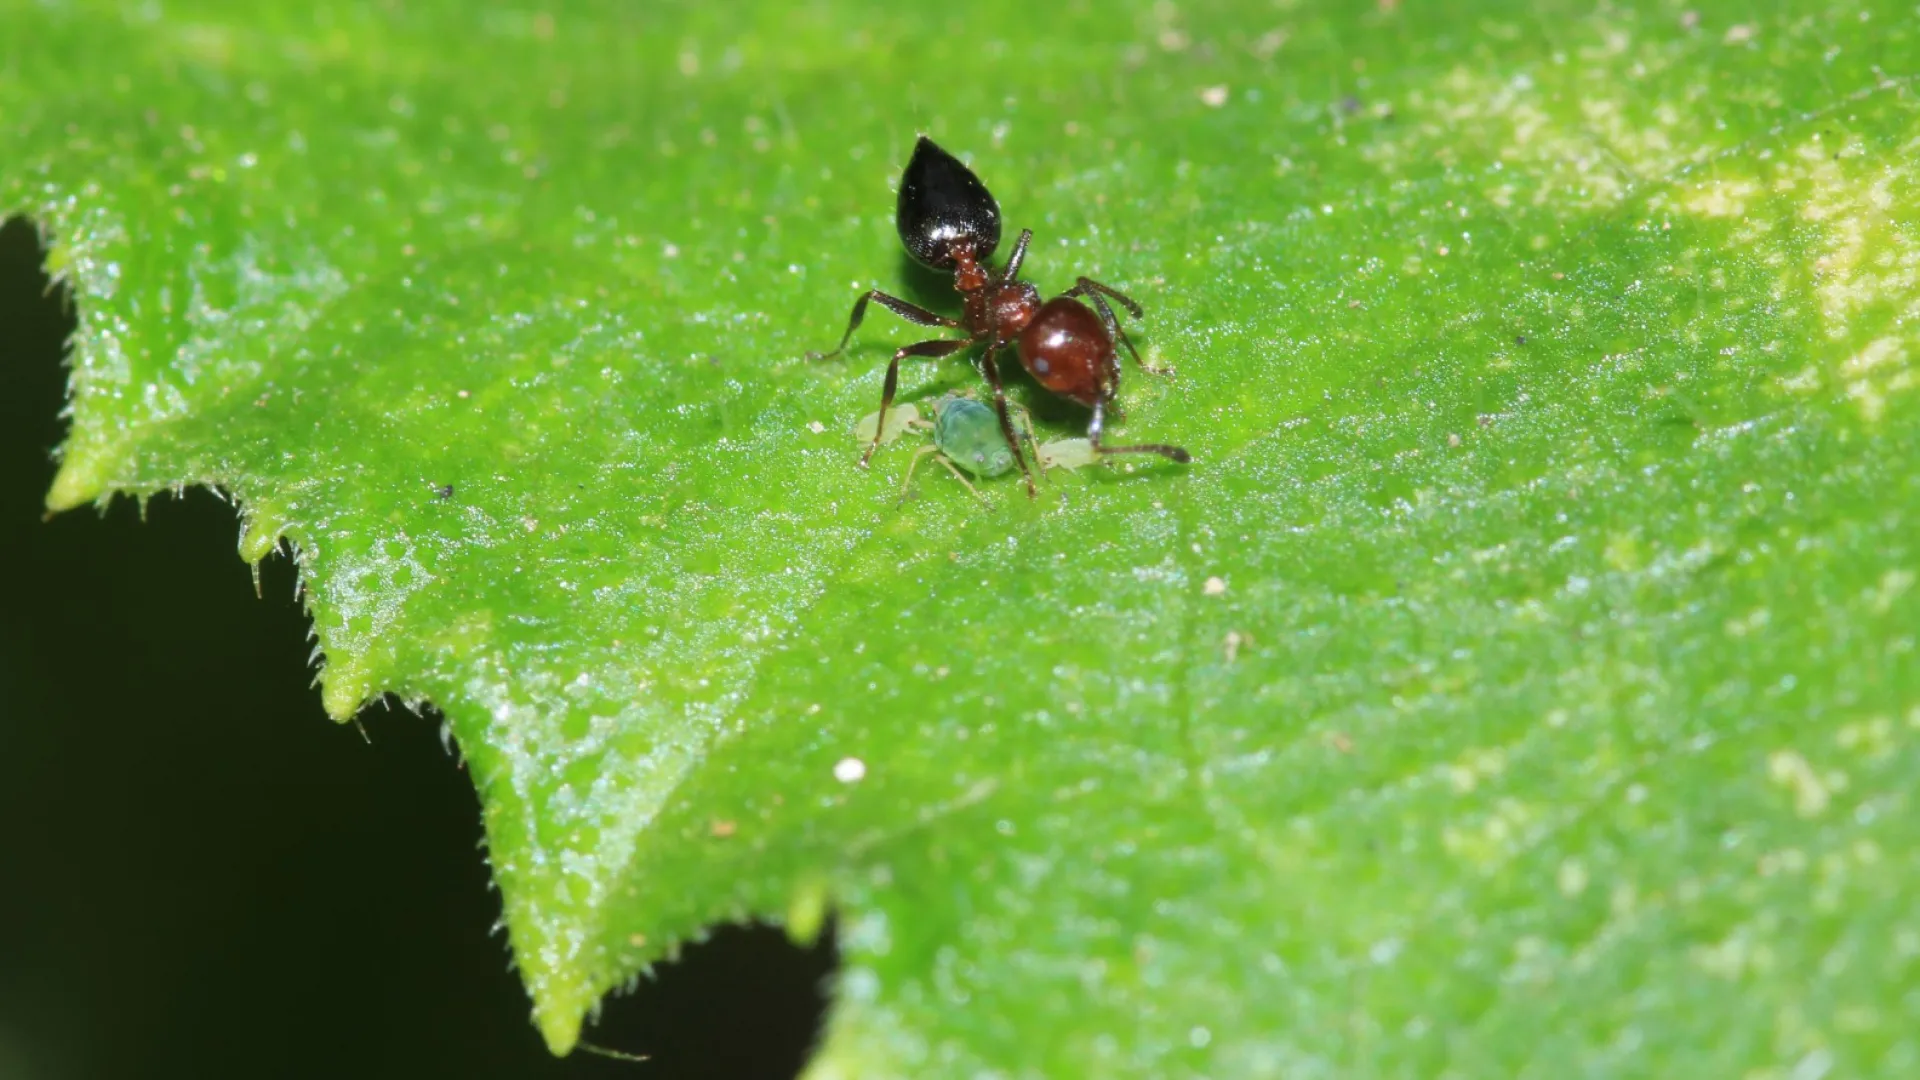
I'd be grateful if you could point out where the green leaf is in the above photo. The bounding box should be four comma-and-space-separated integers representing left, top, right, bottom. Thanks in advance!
10, 1, 1919, 1074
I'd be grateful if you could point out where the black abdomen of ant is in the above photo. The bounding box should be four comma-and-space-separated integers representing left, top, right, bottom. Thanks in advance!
811, 136, 1190, 495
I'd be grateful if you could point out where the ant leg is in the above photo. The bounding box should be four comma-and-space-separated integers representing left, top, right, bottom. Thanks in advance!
1065, 277, 1168, 375
809, 290, 961, 361
1069, 277, 1145, 319
999, 228, 1035, 284
861, 337, 974, 467
1087, 397, 1192, 464
1065, 283, 1139, 379
977, 346, 1037, 497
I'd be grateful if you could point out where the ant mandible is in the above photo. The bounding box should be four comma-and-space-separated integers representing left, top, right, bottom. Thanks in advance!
809, 136, 1191, 495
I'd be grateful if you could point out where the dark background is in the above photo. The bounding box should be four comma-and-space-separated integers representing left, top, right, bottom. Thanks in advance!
0, 217, 833, 1080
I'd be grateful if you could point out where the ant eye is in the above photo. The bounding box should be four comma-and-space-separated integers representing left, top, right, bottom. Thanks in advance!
896, 136, 1002, 270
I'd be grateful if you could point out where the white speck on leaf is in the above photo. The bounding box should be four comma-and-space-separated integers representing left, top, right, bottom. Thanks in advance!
1769, 750, 1832, 817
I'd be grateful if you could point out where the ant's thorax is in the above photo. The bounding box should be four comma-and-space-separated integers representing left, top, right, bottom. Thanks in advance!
953, 245, 1041, 349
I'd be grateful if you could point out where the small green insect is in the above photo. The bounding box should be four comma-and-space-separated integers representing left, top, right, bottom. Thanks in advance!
855, 392, 1099, 505
1035, 436, 1098, 473
901, 393, 1040, 505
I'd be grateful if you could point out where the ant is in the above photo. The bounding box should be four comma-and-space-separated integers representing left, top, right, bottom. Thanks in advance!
809, 136, 1191, 495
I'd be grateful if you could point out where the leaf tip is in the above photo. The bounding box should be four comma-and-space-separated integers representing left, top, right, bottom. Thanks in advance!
527, 964, 604, 1057
43, 446, 115, 514
237, 507, 288, 563
535, 999, 585, 1057
784, 875, 832, 948
318, 657, 376, 722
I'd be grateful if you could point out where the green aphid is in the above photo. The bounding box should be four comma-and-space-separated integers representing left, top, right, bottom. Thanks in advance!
900, 393, 1041, 506
857, 392, 1090, 505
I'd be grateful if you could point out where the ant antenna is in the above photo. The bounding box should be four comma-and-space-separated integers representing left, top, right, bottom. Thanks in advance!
578, 1040, 651, 1064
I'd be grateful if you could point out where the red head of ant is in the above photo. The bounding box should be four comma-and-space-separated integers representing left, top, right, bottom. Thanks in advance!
810, 136, 1190, 495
